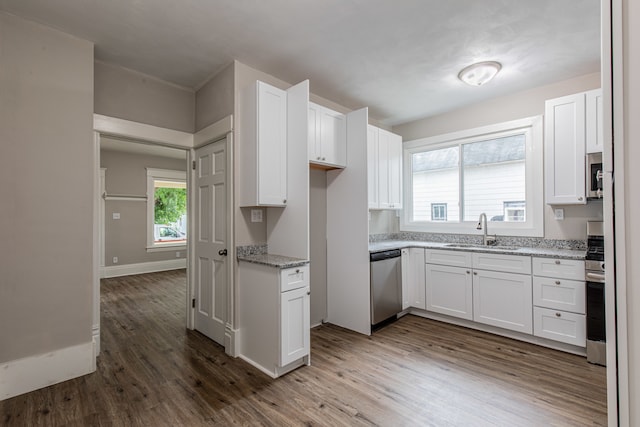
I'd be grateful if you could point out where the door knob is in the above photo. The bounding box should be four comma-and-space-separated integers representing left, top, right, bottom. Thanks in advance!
218, 249, 228, 256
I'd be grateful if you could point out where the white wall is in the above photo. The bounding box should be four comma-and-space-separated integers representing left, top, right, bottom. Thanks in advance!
0, 12, 94, 362
393, 73, 604, 240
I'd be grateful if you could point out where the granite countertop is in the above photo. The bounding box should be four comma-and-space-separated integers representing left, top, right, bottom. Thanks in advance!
237, 253, 310, 268
368, 240, 586, 260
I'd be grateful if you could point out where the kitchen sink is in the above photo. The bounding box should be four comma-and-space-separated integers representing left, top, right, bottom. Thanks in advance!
445, 243, 522, 251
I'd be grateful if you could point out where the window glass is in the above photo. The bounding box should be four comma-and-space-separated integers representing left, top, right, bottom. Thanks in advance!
411, 147, 459, 222
153, 180, 187, 244
462, 135, 526, 222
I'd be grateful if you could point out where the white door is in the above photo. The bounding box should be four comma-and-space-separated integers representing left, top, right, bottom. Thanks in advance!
280, 286, 310, 366
194, 139, 227, 345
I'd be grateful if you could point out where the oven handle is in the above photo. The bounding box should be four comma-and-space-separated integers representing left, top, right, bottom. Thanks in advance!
586, 271, 606, 283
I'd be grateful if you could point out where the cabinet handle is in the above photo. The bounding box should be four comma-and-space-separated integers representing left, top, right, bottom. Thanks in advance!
555, 280, 561, 285
555, 312, 562, 317
322, 157, 326, 161
466, 270, 470, 274
283, 199, 287, 204
307, 290, 311, 295
555, 260, 561, 265
317, 156, 321, 160
296, 269, 300, 273
473, 271, 477, 276
578, 197, 584, 201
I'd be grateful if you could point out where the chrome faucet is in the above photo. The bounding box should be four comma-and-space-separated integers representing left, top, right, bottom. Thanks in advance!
477, 213, 497, 246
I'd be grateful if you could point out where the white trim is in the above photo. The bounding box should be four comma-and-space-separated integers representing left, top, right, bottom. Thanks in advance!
146, 167, 187, 180
92, 324, 100, 355
93, 134, 101, 358
102, 259, 187, 278
145, 244, 187, 253
94, 114, 193, 149
193, 116, 234, 148
401, 116, 544, 237
0, 341, 95, 401
224, 324, 240, 357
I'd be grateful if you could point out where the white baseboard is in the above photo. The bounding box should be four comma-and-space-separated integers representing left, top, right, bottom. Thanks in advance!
0, 341, 96, 401
102, 258, 186, 278
224, 324, 239, 357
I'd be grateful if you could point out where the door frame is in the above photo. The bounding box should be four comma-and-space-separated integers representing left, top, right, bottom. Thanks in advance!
92, 114, 234, 355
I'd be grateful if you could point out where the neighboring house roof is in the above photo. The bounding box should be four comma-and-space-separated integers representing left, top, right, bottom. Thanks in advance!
412, 134, 526, 172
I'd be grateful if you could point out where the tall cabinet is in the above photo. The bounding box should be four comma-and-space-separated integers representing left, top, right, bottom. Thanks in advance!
368, 126, 403, 210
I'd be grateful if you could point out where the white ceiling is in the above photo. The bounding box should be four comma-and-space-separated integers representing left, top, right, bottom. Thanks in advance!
0, 0, 600, 126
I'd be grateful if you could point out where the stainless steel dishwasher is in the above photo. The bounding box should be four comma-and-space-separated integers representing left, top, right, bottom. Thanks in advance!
370, 249, 402, 327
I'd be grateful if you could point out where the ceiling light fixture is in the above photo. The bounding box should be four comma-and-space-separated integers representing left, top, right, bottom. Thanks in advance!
458, 61, 502, 86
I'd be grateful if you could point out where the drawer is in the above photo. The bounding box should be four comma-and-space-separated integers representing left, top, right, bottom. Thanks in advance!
425, 249, 472, 268
533, 307, 586, 347
532, 257, 585, 280
533, 277, 585, 314
280, 265, 309, 292
472, 253, 532, 274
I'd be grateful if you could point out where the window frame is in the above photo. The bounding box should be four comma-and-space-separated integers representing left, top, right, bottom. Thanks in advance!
401, 116, 544, 237
146, 168, 187, 252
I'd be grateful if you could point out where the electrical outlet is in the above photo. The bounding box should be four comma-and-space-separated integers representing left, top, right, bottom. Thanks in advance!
176, 251, 181, 258
112, 212, 120, 220
554, 208, 565, 220
251, 209, 263, 223
112, 256, 118, 264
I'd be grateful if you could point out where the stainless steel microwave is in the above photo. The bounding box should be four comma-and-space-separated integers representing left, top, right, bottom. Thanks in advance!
587, 152, 603, 199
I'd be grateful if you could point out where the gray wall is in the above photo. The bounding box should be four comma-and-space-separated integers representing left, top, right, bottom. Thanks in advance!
195, 62, 235, 132
309, 168, 328, 325
0, 12, 94, 362
101, 149, 187, 266
392, 72, 604, 240
95, 61, 195, 133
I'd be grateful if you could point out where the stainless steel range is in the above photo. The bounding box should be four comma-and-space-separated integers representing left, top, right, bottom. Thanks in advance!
585, 221, 606, 366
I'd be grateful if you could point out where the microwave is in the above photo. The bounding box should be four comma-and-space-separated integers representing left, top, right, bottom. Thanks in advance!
587, 152, 603, 199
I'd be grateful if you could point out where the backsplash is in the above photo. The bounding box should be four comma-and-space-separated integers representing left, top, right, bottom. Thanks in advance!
369, 232, 586, 250
236, 243, 268, 257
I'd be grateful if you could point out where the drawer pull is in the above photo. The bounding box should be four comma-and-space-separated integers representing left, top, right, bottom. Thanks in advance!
555, 280, 561, 285
473, 271, 478, 276
555, 260, 561, 265
296, 269, 300, 273
555, 312, 562, 317
466, 270, 471, 274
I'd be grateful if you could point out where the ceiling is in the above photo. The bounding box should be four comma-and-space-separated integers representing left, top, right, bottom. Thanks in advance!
0, 0, 601, 126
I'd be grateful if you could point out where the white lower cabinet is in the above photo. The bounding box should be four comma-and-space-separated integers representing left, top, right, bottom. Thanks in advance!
532, 257, 586, 346
238, 262, 310, 378
425, 264, 473, 320
472, 269, 533, 334
401, 248, 425, 310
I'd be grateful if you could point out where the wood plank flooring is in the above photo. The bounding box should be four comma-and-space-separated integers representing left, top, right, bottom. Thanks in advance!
1, 270, 607, 426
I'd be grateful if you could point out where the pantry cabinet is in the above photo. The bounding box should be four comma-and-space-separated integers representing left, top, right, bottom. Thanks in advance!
308, 102, 346, 168
240, 80, 288, 207
368, 125, 403, 209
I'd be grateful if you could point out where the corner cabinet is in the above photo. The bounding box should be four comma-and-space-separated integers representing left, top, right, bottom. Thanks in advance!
238, 262, 310, 378
308, 102, 346, 168
368, 125, 403, 210
544, 88, 603, 205
401, 248, 426, 310
240, 80, 288, 207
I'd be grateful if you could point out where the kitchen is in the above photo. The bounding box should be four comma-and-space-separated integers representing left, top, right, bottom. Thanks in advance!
0, 0, 636, 425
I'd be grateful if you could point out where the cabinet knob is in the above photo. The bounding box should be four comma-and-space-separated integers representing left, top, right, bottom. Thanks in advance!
283, 199, 287, 204
555, 312, 562, 317
555, 280, 561, 285
555, 260, 561, 265
466, 270, 471, 274
473, 271, 478, 276
322, 157, 326, 161
307, 289, 311, 296
578, 197, 584, 201
317, 156, 321, 160
296, 269, 300, 273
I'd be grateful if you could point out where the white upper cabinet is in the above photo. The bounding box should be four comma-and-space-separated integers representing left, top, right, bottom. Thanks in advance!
308, 102, 346, 168
544, 92, 586, 205
240, 80, 288, 207
368, 126, 403, 210
585, 89, 604, 154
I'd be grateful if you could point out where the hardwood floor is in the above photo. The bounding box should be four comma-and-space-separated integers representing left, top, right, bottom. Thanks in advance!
1, 270, 607, 426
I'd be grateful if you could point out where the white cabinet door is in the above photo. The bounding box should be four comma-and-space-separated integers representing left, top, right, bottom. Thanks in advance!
367, 126, 379, 209
473, 270, 533, 333
377, 129, 391, 209
280, 286, 310, 366
408, 248, 426, 309
425, 264, 473, 320
586, 89, 604, 154
401, 248, 410, 310
544, 92, 586, 205
387, 130, 403, 209
308, 102, 346, 168
240, 80, 288, 207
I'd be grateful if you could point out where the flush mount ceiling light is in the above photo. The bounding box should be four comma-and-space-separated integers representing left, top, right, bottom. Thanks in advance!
458, 61, 502, 86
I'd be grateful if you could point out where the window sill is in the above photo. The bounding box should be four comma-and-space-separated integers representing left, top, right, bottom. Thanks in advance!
146, 244, 187, 253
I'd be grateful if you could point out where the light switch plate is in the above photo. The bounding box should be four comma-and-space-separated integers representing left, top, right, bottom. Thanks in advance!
251, 209, 263, 223
112, 212, 120, 220
554, 208, 564, 220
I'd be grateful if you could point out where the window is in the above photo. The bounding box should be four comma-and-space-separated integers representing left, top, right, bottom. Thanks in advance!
402, 116, 543, 237
146, 168, 187, 250
431, 203, 447, 221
